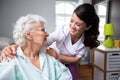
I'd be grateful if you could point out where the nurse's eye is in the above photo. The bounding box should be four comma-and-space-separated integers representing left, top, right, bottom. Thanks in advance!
75, 22, 86, 27
75, 23, 82, 27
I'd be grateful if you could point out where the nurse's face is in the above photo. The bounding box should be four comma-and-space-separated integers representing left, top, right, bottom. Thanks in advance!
69, 13, 89, 37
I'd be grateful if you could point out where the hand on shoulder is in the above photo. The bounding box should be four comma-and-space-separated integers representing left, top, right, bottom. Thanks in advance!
0, 45, 18, 62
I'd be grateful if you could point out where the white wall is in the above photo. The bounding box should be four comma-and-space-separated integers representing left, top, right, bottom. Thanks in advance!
0, 0, 55, 39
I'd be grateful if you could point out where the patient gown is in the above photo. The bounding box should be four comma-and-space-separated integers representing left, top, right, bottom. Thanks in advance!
0, 47, 72, 80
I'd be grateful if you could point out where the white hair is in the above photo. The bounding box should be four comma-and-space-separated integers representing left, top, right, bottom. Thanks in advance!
13, 14, 47, 46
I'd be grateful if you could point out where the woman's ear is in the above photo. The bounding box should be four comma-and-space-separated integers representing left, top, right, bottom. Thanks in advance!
25, 31, 32, 40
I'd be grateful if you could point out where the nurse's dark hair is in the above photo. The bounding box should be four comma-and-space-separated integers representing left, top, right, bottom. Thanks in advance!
74, 3, 100, 49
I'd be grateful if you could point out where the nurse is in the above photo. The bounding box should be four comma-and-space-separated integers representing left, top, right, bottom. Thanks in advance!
46, 3, 100, 80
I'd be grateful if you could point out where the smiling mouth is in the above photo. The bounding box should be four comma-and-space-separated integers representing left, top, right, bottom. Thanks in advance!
70, 29, 76, 33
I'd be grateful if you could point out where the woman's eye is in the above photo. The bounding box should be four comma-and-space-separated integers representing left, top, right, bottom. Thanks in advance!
75, 23, 81, 27
41, 29, 45, 32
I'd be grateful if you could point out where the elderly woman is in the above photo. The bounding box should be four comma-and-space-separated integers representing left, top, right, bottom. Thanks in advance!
0, 14, 72, 80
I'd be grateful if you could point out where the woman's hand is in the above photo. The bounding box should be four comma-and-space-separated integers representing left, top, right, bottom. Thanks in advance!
46, 48, 58, 59
0, 45, 18, 62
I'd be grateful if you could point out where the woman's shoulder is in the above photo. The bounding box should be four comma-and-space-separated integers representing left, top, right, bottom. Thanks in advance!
41, 53, 57, 61
40, 52, 62, 65
0, 58, 16, 69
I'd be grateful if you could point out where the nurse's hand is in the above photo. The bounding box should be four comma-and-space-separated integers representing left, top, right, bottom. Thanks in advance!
46, 48, 58, 59
0, 45, 18, 62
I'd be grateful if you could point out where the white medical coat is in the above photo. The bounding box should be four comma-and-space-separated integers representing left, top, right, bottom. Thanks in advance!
47, 25, 89, 58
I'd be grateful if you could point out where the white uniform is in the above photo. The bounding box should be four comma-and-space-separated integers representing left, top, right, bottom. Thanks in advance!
47, 25, 89, 58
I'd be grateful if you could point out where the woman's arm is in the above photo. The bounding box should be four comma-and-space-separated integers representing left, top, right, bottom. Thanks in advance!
58, 54, 81, 64
46, 48, 81, 64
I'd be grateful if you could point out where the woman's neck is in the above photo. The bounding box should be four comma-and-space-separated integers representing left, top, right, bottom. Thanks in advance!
21, 45, 40, 58
71, 34, 82, 44
21, 44, 41, 69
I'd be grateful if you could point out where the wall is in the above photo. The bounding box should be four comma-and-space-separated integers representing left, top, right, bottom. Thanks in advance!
0, 0, 55, 39
109, 0, 120, 38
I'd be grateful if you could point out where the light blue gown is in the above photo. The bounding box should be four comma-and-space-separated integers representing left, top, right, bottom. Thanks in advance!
0, 47, 72, 80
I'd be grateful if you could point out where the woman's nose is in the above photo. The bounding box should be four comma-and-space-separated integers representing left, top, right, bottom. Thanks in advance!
71, 23, 76, 28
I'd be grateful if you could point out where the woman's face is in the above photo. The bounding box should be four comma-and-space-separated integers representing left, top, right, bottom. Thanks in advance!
69, 13, 89, 38
27, 22, 48, 47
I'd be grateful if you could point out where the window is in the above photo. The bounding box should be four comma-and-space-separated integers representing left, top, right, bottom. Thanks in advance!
95, 1, 107, 43
55, 1, 77, 28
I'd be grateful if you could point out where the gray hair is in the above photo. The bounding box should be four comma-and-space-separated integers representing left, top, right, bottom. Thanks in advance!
13, 14, 47, 46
